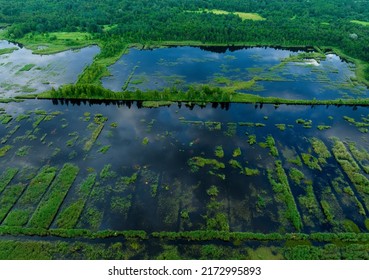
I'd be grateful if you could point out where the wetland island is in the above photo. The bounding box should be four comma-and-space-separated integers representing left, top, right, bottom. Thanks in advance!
1, 0, 369, 260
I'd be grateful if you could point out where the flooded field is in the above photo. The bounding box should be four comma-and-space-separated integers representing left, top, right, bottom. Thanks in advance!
102, 46, 368, 100
0, 41, 99, 97
1, 100, 369, 236
2, 44, 369, 259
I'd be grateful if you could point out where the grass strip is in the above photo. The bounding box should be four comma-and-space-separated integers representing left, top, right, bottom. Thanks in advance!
0, 184, 26, 223
84, 123, 104, 152
268, 160, 302, 231
4, 166, 57, 226
0, 168, 18, 194
28, 163, 79, 229
55, 173, 96, 229
331, 138, 369, 211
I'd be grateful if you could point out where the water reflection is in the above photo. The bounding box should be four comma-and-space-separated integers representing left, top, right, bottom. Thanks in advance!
0, 41, 100, 97
1, 100, 369, 233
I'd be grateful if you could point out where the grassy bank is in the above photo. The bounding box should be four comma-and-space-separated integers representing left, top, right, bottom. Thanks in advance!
28, 84, 369, 106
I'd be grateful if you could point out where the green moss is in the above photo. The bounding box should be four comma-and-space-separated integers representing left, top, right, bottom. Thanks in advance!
232, 147, 242, 157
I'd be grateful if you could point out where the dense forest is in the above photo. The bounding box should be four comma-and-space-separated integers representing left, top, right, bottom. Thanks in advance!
0, 1, 369, 61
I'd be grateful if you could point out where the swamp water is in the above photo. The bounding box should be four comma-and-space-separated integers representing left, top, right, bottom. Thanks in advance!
1, 100, 369, 235
102, 46, 369, 100
0, 41, 99, 97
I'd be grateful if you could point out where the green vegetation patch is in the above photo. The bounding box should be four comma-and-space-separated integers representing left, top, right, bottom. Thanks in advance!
331, 138, 369, 212
28, 163, 79, 229
289, 168, 305, 185
301, 153, 322, 171
4, 166, 57, 226
215, 146, 224, 158
84, 123, 104, 152
0, 47, 18, 55
0, 184, 26, 223
18, 64, 35, 72
350, 20, 369, 26
195, 9, 265, 21
188, 157, 225, 173
267, 160, 302, 231
310, 138, 331, 165
56, 173, 96, 229
0, 145, 12, 157
0, 168, 18, 194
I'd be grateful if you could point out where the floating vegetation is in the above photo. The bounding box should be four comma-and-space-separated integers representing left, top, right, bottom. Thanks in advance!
205, 121, 221, 131
0, 145, 12, 157
275, 124, 286, 131
214, 146, 224, 158
0, 114, 12, 125
301, 153, 322, 171
310, 138, 331, 165
142, 137, 149, 145
224, 122, 237, 136
247, 134, 257, 145
296, 119, 312, 128
244, 167, 260, 176
232, 147, 241, 157
188, 157, 225, 173
260, 135, 279, 157
16, 146, 31, 157
289, 168, 305, 185
229, 159, 243, 171
98, 145, 111, 154
317, 125, 331, 131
